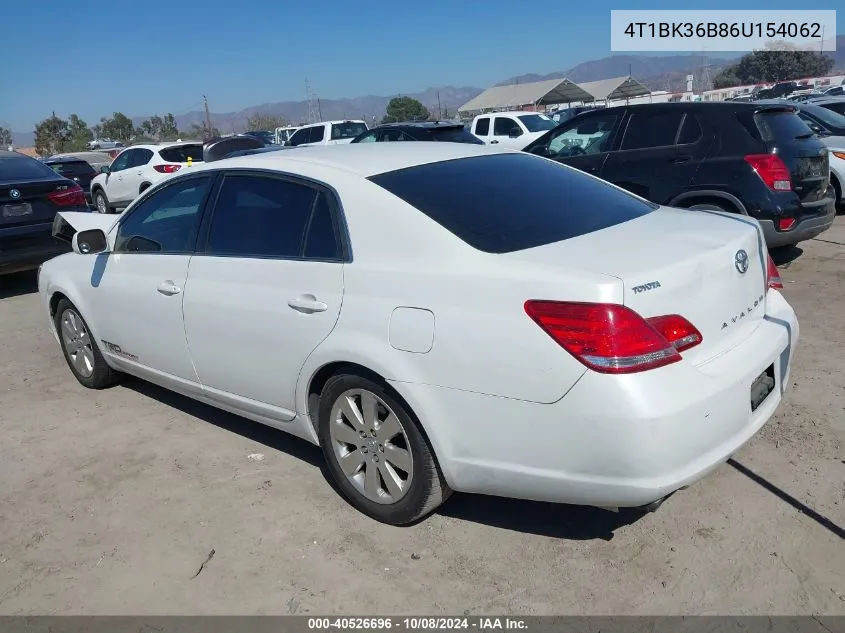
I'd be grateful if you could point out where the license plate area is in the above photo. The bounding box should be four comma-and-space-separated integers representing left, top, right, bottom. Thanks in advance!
2, 202, 33, 218
750, 364, 776, 412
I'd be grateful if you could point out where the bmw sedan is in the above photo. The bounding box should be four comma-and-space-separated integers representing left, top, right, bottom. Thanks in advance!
38, 142, 799, 525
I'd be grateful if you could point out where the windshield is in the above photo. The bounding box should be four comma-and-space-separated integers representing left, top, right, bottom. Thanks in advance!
421, 127, 485, 144
45, 160, 95, 176
331, 122, 368, 140
801, 104, 845, 129
518, 114, 556, 132
0, 153, 65, 182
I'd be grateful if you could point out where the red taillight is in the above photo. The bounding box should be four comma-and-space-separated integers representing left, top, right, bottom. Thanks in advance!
744, 154, 792, 192
524, 301, 701, 374
766, 253, 784, 290
153, 164, 182, 174
47, 184, 85, 207
778, 217, 796, 231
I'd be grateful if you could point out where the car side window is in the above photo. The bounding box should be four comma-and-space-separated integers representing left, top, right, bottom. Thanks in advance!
383, 129, 406, 142
677, 114, 703, 145
131, 148, 154, 167
357, 132, 378, 143
547, 112, 620, 157
474, 118, 490, 136
620, 111, 684, 150
109, 150, 132, 172
303, 191, 342, 260
289, 128, 310, 146
114, 176, 212, 254
493, 117, 519, 136
206, 175, 321, 259
310, 125, 326, 143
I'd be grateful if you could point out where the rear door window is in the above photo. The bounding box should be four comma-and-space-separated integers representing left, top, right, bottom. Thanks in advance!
129, 148, 154, 167
368, 153, 656, 254
676, 114, 702, 145
309, 125, 326, 143
474, 117, 490, 136
620, 111, 684, 150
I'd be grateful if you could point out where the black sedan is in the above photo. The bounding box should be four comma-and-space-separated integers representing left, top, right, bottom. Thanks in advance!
351, 121, 483, 144
42, 155, 100, 205
1, 150, 89, 275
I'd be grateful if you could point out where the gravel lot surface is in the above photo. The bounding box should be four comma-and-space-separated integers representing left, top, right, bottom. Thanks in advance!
1, 218, 843, 615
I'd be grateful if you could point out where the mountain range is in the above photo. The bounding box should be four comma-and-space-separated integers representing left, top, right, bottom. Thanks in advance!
11, 36, 845, 146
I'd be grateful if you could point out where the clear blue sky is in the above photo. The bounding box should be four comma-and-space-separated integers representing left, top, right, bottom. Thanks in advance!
1, 0, 842, 131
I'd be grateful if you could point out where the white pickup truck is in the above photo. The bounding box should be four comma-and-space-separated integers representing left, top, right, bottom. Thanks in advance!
470, 111, 556, 150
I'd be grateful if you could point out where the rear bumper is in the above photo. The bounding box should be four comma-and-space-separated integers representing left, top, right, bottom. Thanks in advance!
392, 291, 798, 508
1, 222, 71, 275
758, 196, 837, 247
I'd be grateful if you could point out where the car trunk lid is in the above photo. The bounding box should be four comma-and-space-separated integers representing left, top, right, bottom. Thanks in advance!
506, 207, 768, 366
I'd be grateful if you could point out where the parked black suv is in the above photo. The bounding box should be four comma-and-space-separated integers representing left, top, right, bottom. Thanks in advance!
42, 155, 99, 205
351, 121, 484, 144
1, 151, 89, 275
524, 102, 836, 247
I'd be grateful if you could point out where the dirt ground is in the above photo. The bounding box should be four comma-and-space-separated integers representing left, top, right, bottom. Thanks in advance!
0, 219, 843, 616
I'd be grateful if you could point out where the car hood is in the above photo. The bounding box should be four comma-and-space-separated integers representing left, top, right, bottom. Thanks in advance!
818, 135, 845, 151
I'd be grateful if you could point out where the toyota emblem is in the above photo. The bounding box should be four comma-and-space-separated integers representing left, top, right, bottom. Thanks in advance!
735, 249, 749, 274
9, 188, 21, 199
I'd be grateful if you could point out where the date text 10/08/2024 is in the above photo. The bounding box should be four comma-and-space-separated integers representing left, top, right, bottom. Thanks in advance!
307, 617, 528, 630
622, 22, 824, 39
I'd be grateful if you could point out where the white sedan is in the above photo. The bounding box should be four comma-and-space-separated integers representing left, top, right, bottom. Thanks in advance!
38, 142, 799, 525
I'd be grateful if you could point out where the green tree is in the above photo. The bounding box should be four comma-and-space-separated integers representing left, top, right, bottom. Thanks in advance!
713, 46, 834, 88
66, 114, 94, 151
0, 126, 12, 147
159, 113, 180, 140
34, 112, 70, 156
100, 112, 135, 142
382, 96, 430, 123
246, 113, 289, 131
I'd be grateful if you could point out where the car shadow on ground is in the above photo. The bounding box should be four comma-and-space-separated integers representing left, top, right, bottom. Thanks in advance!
0, 270, 38, 299
770, 245, 804, 267
123, 377, 647, 540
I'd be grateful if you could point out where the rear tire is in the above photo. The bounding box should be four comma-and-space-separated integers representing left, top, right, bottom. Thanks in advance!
318, 373, 451, 525
54, 299, 119, 389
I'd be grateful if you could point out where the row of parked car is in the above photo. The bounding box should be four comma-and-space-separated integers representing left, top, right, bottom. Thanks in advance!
2, 98, 841, 277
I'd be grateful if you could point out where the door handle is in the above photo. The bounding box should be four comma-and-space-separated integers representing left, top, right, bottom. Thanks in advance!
288, 294, 328, 313
156, 280, 182, 296
584, 166, 598, 173
673, 156, 692, 164
490, 140, 499, 144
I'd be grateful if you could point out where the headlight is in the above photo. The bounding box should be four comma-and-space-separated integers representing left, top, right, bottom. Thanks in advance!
37, 263, 42, 285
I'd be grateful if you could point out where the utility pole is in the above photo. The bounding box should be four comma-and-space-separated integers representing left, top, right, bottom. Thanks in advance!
202, 95, 213, 138
437, 91, 442, 119
317, 97, 323, 122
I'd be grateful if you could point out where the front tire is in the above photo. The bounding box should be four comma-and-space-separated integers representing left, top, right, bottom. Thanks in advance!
318, 373, 451, 525
54, 299, 119, 389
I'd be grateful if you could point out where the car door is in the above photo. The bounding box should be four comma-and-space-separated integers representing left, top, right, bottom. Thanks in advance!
182, 171, 346, 420
309, 124, 327, 146
527, 109, 623, 177
600, 109, 703, 203
123, 148, 154, 197
472, 116, 491, 143
288, 126, 312, 147
89, 173, 215, 387
491, 116, 525, 148
102, 149, 134, 204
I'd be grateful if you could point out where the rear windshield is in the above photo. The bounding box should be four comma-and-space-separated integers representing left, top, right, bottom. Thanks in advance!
368, 153, 657, 254
45, 160, 95, 176
420, 127, 484, 144
0, 153, 64, 181
518, 114, 556, 132
754, 111, 813, 141
158, 144, 204, 163
820, 101, 845, 116
330, 122, 368, 140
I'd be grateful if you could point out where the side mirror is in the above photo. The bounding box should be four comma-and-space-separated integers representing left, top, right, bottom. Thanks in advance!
100, 165, 110, 174
72, 229, 108, 255
509, 128, 523, 138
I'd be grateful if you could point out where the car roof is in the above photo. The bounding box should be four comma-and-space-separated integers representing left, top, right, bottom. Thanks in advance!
43, 155, 93, 163
300, 120, 365, 126
377, 121, 464, 129
192, 142, 511, 178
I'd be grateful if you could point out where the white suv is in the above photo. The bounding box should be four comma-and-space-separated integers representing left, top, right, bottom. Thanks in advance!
90, 142, 204, 213
287, 120, 369, 147
471, 111, 556, 150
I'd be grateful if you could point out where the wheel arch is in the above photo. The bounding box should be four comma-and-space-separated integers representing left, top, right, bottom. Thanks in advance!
668, 189, 747, 214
